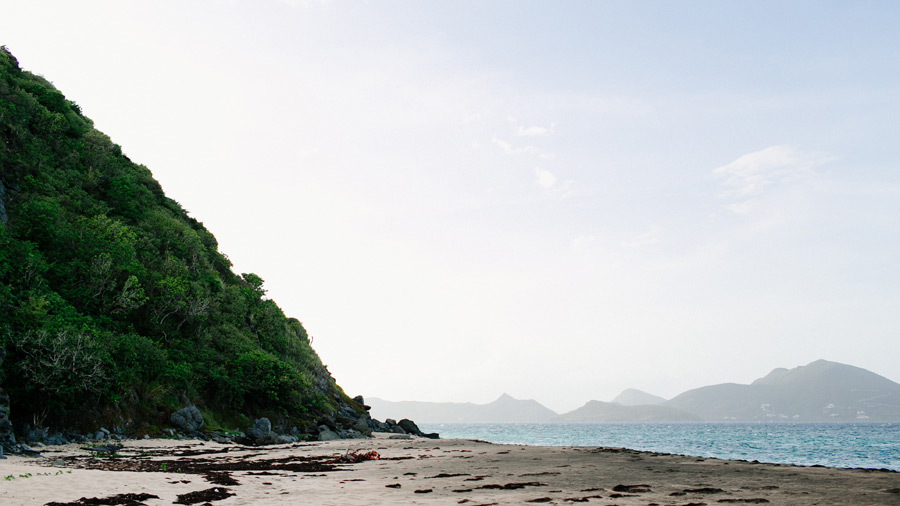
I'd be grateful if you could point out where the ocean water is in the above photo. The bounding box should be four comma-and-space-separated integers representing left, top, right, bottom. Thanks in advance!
419, 422, 900, 472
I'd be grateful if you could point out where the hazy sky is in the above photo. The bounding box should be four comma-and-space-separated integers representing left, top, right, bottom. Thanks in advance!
3, 1, 899, 413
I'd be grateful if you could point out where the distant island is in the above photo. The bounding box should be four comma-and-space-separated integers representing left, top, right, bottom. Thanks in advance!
371, 360, 900, 423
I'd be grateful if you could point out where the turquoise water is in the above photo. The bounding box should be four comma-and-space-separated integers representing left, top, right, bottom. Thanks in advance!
419, 422, 900, 472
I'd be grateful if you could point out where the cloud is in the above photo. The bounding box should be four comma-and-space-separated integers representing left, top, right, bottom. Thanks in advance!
506, 116, 555, 137
535, 168, 557, 189
570, 235, 598, 251
491, 136, 554, 159
275, 0, 333, 7
713, 145, 833, 213
516, 122, 555, 137
622, 225, 662, 248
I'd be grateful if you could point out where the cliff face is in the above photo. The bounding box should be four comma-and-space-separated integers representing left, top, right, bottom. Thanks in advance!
0, 47, 359, 435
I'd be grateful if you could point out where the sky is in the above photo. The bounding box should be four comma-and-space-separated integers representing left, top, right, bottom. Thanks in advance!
2, 0, 899, 413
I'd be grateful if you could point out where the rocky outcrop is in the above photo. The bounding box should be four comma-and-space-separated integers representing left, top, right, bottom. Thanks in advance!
170, 406, 204, 436
0, 390, 435, 449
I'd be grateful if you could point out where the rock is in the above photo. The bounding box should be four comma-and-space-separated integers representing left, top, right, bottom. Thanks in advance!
85, 444, 122, 453
390, 425, 406, 434
67, 433, 88, 443
44, 432, 67, 445
317, 425, 340, 441
25, 426, 47, 444
170, 406, 204, 434
273, 434, 296, 444
253, 418, 272, 433
244, 427, 265, 441
389, 434, 412, 440
352, 419, 373, 436
353, 395, 372, 410
94, 431, 106, 441
20, 443, 42, 457
398, 419, 422, 435
162, 428, 176, 437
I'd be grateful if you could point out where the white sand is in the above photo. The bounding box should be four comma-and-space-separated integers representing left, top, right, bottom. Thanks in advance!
2, 434, 898, 505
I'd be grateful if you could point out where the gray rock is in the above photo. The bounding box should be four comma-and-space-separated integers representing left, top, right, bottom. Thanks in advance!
273, 434, 296, 444
317, 425, 340, 441
244, 427, 265, 441
352, 419, 373, 436
20, 443, 42, 457
25, 427, 47, 444
67, 433, 87, 443
398, 419, 421, 434
170, 406, 204, 434
94, 431, 106, 440
253, 418, 272, 433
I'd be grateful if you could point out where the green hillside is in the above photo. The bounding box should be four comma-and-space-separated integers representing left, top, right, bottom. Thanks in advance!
0, 46, 359, 435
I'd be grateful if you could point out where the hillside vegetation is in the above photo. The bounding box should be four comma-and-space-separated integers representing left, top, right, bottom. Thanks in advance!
0, 47, 356, 434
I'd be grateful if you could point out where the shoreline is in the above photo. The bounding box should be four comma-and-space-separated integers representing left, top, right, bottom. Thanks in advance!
2, 435, 898, 505
420, 421, 900, 472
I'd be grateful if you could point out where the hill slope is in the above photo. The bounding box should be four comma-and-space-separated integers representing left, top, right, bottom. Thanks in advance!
368, 394, 558, 423
557, 400, 701, 422
665, 360, 900, 421
0, 47, 362, 436
611, 388, 666, 406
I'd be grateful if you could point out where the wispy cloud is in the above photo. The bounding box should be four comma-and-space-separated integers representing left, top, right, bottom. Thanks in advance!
507, 116, 555, 137
622, 225, 662, 248
491, 136, 554, 159
535, 168, 557, 189
570, 235, 598, 251
713, 145, 833, 213
516, 122, 555, 137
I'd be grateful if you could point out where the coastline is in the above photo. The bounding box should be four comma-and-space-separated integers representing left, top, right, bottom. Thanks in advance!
1, 435, 898, 505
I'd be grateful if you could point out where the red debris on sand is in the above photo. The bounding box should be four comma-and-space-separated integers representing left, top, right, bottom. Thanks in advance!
333, 450, 381, 463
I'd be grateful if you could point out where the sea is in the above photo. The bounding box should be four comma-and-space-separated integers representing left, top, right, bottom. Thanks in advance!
418, 422, 900, 472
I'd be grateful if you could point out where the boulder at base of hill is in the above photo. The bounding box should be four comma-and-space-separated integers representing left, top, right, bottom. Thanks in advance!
170, 406, 204, 434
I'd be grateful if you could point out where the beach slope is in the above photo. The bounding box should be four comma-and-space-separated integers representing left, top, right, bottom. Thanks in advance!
1, 435, 898, 505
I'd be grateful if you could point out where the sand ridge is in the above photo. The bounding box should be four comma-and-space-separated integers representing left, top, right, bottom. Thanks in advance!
1, 434, 898, 505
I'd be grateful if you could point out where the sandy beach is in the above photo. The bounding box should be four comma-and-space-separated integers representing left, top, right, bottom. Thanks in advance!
1, 434, 898, 506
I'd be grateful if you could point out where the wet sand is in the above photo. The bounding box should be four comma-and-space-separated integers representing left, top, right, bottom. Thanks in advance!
1, 434, 898, 505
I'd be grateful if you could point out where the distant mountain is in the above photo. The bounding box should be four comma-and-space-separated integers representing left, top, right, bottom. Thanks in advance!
557, 401, 701, 422
665, 360, 900, 422
612, 388, 666, 406
367, 394, 558, 423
